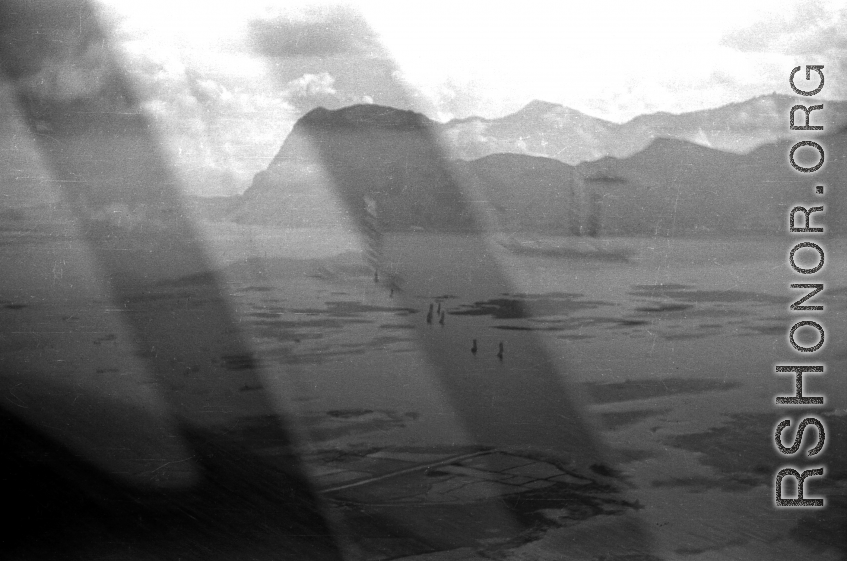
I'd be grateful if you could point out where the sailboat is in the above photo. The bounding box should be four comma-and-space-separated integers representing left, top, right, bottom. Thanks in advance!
495, 175, 633, 261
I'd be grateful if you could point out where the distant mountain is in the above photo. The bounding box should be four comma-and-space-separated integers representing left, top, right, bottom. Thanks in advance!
233, 105, 476, 232
451, 153, 581, 235
235, 103, 847, 237
439, 94, 847, 165
441, 101, 618, 164
574, 127, 847, 236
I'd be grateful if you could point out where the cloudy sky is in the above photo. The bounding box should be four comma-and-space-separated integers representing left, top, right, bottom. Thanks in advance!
88, 0, 847, 195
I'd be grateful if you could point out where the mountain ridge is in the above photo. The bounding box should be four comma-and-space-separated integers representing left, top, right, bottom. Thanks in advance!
439, 93, 847, 165
232, 102, 846, 237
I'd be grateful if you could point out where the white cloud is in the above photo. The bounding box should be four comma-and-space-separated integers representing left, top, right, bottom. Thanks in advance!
87, 0, 847, 196
360, 0, 847, 121
116, 42, 299, 196
284, 72, 338, 98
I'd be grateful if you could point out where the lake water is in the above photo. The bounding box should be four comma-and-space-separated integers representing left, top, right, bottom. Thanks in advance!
1, 224, 844, 559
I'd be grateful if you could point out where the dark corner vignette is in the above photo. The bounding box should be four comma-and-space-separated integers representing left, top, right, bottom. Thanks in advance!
774, 65, 828, 508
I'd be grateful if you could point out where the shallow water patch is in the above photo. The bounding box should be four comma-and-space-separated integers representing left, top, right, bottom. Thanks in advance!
451, 293, 611, 320
582, 378, 741, 405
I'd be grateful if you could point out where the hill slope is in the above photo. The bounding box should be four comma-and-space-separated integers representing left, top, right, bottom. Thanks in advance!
235, 104, 846, 237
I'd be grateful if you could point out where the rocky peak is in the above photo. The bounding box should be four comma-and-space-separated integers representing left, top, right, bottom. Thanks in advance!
298, 104, 433, 130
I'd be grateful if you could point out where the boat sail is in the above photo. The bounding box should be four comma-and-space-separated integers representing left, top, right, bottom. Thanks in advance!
496, 172, 633, 261
363, 196, 382, 281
